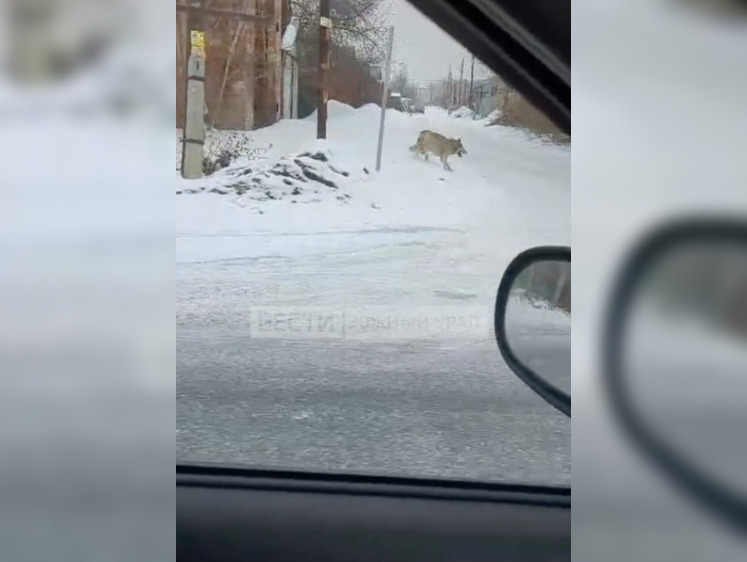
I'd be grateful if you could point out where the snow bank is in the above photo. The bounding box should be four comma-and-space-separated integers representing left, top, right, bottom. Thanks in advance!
177, 97, 570, 269
177, 148, 360, 211
483, 109, 503, 124
357, 103, 382, 118
507, 295, 571, 332
303, 99, 359, 122
449, 106, 476, 120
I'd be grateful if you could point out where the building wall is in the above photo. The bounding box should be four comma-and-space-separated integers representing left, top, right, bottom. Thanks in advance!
176, 0, 286, 131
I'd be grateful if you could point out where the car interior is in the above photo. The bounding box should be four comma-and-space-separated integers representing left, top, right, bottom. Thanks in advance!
176, 1, 571, 560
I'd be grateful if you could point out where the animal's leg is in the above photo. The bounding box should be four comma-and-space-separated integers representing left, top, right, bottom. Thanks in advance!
441, 156, 452, 171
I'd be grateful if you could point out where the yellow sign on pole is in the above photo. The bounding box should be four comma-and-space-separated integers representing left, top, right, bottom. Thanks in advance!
190, 30, 206, 56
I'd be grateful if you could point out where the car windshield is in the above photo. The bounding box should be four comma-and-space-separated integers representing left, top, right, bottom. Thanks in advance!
176, 0, 570, 486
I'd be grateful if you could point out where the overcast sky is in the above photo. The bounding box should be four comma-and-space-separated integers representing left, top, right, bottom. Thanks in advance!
387, 0, 489, 83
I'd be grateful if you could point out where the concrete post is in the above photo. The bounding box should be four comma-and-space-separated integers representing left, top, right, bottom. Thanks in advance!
181, 23, 207, 179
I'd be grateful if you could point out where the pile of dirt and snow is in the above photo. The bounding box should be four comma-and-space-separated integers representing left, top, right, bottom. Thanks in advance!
175, 116, 377, 206
176, 146, 363, 206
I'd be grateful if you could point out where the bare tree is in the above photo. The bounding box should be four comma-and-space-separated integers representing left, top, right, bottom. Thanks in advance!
468, 55, 475, 109
290, 0, 389, 66
390, 61, 416, 99
458, 57, 465, 106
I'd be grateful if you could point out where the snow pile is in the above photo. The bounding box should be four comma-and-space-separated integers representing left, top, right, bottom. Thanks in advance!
449, 106, 476, 119
176, 119, 378, 207
176, 147, 358, 207
305, 99, 359, 121
508, 293, 571, 327
483, 108, 503, 124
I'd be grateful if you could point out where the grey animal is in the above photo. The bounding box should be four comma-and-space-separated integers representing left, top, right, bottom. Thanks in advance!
409, 130, 467, 171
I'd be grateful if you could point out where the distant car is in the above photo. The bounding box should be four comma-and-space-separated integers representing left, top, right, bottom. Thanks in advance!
388, 95, 424, 114
387, 93, 409, 112
402, 98, 425, 114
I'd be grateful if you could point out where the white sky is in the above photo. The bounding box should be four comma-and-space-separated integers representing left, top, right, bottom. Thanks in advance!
388, 0, 489, 83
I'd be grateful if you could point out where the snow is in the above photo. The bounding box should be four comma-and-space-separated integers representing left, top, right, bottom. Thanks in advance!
507, 296, 571, 332
177, 102, 570, 342
483, 109, 503, 123
625, 299, 747, 399
449, 106, 476, 120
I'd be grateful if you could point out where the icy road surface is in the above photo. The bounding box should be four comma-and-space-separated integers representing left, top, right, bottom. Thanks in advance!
177, 104, 570, 485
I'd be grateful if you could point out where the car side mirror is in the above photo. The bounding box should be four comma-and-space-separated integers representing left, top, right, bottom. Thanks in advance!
494, 246, 571, 417
604, 218, 747, 530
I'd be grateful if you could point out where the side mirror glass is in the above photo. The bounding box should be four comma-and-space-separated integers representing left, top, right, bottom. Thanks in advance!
494, 247, 571, 417
605, 218, 747, 530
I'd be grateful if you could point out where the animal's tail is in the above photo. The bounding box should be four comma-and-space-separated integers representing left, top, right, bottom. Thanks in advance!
409, 130, 429, 151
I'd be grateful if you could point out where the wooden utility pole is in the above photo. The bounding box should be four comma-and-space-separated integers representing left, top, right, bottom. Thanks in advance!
181, 1, 206, 179
468, 54, 476, 110
317, 0, 331, 139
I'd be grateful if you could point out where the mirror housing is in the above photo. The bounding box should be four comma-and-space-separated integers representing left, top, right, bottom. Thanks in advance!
494, 246, 571, 417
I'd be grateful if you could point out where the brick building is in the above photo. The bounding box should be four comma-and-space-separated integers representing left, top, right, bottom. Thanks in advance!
177, 1, 386, 128
176, 0, 289, 130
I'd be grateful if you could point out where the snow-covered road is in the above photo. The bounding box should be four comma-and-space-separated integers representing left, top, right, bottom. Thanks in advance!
177, 104, 570, 484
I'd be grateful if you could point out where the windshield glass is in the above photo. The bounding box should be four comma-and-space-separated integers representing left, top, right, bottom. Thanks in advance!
176, 0, 570, 486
